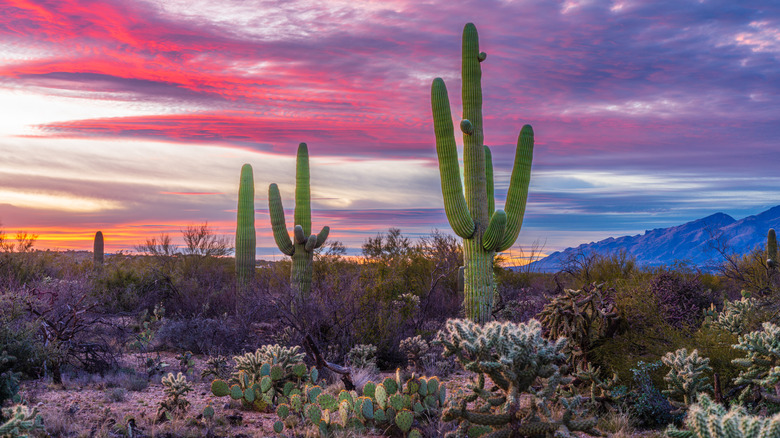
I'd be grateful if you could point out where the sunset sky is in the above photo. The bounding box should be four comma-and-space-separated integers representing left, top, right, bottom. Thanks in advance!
0, 0, 778, 260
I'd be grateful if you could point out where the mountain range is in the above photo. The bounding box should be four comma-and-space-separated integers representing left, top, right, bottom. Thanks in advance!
527, 205, 780, 272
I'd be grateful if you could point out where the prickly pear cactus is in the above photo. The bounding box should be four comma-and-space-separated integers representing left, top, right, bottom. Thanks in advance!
269, 143, 330, 296
661, 348, 713, 410
437, 319, 599, 438
666, 394, 780, 438
273, 369, 444, 437
211, 345, 317, 412
236, 163, 256, 283
430, 23, 534, 323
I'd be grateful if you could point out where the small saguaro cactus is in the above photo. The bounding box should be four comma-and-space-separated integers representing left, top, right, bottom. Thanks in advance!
268, 143, 330, 296
767, 228, 777, 270
431, 23, 534, 323
93, 231, 104, 265
236, 164, 256, 283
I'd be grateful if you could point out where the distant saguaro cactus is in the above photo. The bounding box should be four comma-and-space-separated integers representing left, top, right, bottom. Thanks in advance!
93, 231, 104, 265
236, 164, 256, 283
268, 143, 330, 296
430, 23, 534, 323
767, 228, 777, 269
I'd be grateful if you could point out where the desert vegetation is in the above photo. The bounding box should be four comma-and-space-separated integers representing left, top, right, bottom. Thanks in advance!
3, 22, 780, 438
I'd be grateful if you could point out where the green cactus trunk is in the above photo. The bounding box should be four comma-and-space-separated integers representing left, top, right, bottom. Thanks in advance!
431, 23, 534, 323
269, 143, 330, 297
236, 164, 256, 283
767, 228, 777, 270
93, 231, 104, 265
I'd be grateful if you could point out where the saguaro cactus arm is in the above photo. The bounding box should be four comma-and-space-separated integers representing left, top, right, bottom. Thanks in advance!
498, 125, 534, 252
315, 226, 329, 248
294, 144, 312, 236
483, 210, 507, 252
485, 146, 494, 215
431, 78, 475, 239
268, 183, 295, 256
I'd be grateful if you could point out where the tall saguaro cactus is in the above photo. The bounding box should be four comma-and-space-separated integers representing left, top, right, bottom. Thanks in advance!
236, 164, 256, 283
93, 231, 104, 265
268, 143, 330, 296
431, 23, 534, 323
767, 228, 777, 270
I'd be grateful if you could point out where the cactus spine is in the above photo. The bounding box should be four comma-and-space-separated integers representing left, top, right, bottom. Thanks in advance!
236, 164, 256, 283
93, 231, 104, 265
269, 143, 330, 296
431, 23, 534, 323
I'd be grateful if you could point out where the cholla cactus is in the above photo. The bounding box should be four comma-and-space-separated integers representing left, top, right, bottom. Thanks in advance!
200, 355, 231, 381
399, 335, 430, 371
661, 348, 713, 410
708, 297, 760, 335
732, 322, 780, 405
570, 362, 626, 412
157, 372, 193, 421
347, 344, 378, 373
538, 284, 618, 367
437, 319, 599, 437
666, 394, 780, 438
234, 345, 306, 383
0, 404, 44, 437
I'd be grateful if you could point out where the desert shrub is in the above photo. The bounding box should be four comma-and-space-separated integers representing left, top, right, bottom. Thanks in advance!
649, 270, 711, 329
0, 351, 21, 407
629, 360, 681, 428
560, 249, 637, 287
154, 316, 252, 355
105, 387, 127, 403
0, 292, 44, 377
589, 277, 690, 385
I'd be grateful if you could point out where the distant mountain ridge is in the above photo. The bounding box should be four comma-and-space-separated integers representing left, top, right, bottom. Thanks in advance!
528, 205, 780, 272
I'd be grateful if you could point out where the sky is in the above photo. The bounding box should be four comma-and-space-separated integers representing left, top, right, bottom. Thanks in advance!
0, 0, 778, 261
